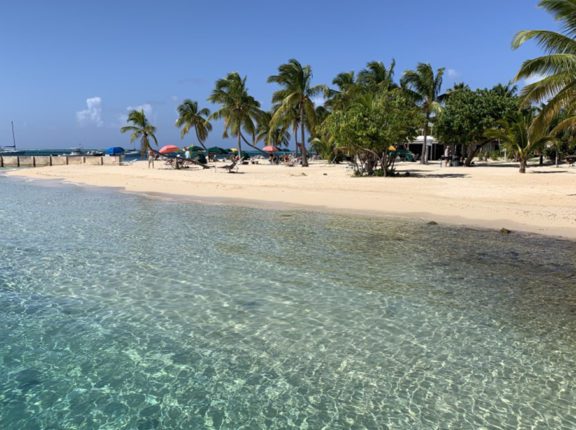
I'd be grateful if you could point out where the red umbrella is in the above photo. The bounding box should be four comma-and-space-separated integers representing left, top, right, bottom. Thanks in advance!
159, 145, 181, 154
262, 145, 280, 153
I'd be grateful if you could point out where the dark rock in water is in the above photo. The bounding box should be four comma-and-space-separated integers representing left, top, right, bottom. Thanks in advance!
15, 368, 42, 390
500, 228, 512, 235
427, 221, 438, 225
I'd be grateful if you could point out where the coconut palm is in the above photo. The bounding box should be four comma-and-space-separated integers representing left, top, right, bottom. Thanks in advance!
120, 109, 158, 156
513, 0, 576, 129
358, 60, 397, 91
325, 71, 359, 111
485, 110, 551, 173
255, 111, 291, 148
268, 59, 326, 167
401, 63, 445, 164
208, 72, 263, 156
175, 99, 212, 150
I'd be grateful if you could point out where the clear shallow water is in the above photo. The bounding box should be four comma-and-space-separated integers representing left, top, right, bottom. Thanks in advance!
1, 176, 576, 429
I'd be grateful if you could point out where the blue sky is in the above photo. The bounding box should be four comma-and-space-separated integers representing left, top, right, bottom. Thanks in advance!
0, 0, 556, 149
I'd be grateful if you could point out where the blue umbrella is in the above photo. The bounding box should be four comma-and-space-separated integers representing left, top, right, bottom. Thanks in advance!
105, 146, 125, 155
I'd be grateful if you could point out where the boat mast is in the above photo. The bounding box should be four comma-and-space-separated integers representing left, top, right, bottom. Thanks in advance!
10, 121, 16, 148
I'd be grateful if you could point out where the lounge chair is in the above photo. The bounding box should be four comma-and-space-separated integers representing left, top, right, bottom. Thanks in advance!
218, 159, 239, 173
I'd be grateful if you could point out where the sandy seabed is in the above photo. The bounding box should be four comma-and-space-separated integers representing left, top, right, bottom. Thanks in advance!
5, 159, 576, 239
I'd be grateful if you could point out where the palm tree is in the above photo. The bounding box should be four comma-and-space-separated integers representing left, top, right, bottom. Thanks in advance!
120, 109, 158, 156
325, 71, 358, 111
401, 63, 445, 164
208, 72, 263, 156
512, 0, 576, 129
255, 111, 291, 148
268, 59, 326, 167
485, 110, 550, 173
175, 100, 212, 150
358, 60, 397, 91
444, 82, 470, 98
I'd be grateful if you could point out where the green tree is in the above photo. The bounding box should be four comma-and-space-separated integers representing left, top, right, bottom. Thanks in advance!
320, 89, 419, 176
513, 0, 576, 128
358, 60, 397, 91
120, 110, 158, 156
485, 110, 551, 173
208, 72, 263, 157
255, 111, 291, 148
325, 71, 358, 111
435, 86, 519, 166
401, 63, 445, 164
268, 59, 326, 167
175, 99, 212, 150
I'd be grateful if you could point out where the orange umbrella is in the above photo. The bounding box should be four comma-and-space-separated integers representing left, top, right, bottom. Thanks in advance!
159, 145, 181, 154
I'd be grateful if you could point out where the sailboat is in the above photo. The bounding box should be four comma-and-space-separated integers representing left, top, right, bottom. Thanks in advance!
0, 121, 17, 153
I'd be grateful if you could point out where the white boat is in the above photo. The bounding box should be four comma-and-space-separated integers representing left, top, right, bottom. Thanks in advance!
1, 121, 17, 153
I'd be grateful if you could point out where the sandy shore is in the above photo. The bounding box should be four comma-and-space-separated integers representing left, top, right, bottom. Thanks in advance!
5, 159, 576, 239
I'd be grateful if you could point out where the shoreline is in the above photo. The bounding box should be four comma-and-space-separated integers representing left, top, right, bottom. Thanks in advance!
4, 160, 576, 240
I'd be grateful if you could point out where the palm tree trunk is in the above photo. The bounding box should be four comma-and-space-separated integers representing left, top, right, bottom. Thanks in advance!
519, 158, 527, 173
293, 125, 299, 156
555, 150, 559, 167
422, 114, 429, 164
237, 133, 242, 159
300, 115, 309, 167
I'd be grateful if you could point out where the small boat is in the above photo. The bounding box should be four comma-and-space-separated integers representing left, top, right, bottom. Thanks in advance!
86, 150, 104, 156
69, 147, 84, 156
1, 121, 17, 153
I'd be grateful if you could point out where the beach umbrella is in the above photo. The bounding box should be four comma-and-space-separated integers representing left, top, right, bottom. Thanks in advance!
159, 145, 181, 154
186, 145, 205, 152
207, 146, 229, 154
262, 145, 280, 153
104, 146, 125, 155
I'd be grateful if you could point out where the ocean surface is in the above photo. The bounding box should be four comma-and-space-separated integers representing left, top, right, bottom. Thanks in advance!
1, 175, 575, 429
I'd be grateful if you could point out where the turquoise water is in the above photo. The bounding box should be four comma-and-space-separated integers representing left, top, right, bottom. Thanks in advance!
1, 176, 575, 429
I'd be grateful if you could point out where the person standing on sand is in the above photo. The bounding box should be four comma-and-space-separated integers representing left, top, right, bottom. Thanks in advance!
148, 150, 155, 168
444, 146, 451, 167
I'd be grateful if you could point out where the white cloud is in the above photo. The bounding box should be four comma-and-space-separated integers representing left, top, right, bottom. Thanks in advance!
446, 68, 459, 79
170, 95, 179, 102
118, 103, 153, 125
524, 73, 546, 85
311, 95, 325, 107
76, 96, 103, 127
127, 103, 152, 116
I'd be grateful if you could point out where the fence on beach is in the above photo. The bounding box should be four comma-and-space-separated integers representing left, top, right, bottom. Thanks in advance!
0, 155, 122, 168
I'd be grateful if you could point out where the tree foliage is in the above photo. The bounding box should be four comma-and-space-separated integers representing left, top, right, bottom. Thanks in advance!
485, 110, 551, 173
401, 64, 445, 164
120, 110, 158, 156
435, 87, 519, 165
175, 99, 212, 150
208, 72, 263, 156
320, 89, 419, 176
513, 0, 576, 130
268, 59, 326, 166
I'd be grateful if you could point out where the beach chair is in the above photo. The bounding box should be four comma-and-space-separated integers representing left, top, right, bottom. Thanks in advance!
219, 159, 239, 173
181, 158, 211, 170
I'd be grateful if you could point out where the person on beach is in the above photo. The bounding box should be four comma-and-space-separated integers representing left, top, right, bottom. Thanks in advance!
184, 148, 191, 159
148, 150, 155, 168
444, 146, 451, 167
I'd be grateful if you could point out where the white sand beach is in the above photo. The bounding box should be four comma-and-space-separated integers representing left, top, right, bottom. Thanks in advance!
6, 160, 576, 239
